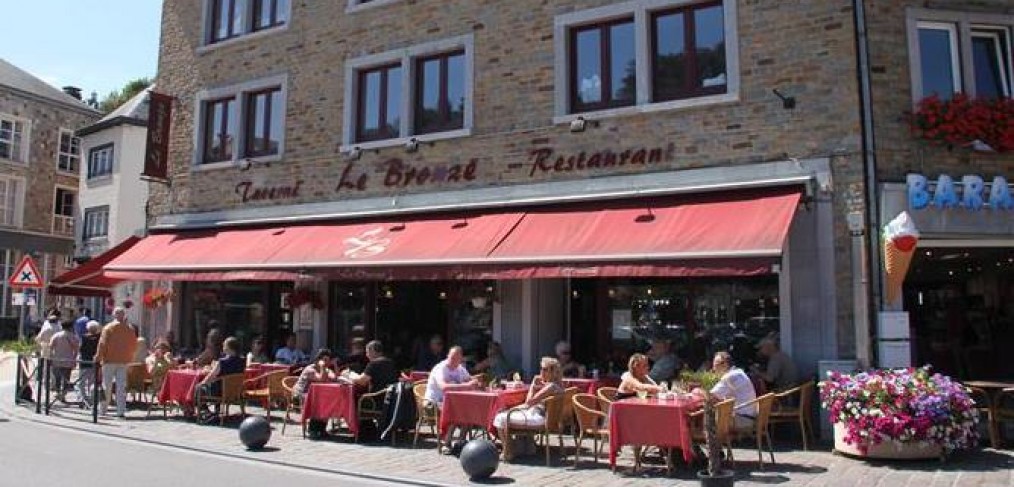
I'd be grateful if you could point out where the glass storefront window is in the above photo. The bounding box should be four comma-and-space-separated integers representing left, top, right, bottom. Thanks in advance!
181, 281, 292, 357
572, 276, 779, 373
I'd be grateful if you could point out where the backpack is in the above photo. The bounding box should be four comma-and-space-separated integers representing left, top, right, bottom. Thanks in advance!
379, 381, 417, 442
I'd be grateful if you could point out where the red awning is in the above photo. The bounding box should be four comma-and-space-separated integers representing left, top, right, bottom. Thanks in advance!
104, 212, 525, 278
49, 236, 142, 296
104, 188, 801, 281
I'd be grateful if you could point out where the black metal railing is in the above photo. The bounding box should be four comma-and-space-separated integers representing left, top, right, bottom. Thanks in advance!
16, 353, 101, 423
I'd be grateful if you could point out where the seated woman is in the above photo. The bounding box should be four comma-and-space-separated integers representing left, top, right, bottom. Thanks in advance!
246, 337, 269, 366
616, 353, 663, 400
293, 349, 337, 399
145, 341, 173, 392
493, 357, 564, 429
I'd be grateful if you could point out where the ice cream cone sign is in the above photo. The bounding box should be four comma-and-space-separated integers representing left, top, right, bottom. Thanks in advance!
883, 212, 920, 305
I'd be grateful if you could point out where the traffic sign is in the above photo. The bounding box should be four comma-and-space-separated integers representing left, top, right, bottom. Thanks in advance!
8, 255, 44, 288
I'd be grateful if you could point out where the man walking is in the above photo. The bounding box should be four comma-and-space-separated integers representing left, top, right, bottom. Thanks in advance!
95, 307, 135, 418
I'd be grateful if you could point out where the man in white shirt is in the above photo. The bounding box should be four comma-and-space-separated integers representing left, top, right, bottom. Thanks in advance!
35, 311, 62, 360
709, 351, 758, 429
424, 346, 477, 408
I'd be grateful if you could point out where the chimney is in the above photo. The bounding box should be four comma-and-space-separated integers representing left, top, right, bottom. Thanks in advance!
62, 86, 82, 100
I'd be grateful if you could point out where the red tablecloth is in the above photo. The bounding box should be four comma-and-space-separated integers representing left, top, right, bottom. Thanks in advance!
563, 378, 600, 394
608, 396, 702, 467
302, 383, 358, 435
439, 388, 529, 439
157, 369, 206, 408
401, 370, 430, 382
245, 363, 292, 388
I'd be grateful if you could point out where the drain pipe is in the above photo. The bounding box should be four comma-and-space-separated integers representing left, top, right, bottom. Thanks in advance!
853, 0, 881, 368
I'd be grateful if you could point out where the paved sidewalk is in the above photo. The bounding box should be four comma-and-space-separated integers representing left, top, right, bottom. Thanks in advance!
1, 355, 1012, 486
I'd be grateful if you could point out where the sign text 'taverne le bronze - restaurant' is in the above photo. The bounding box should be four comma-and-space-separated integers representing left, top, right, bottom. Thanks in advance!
233, 143, 676, 204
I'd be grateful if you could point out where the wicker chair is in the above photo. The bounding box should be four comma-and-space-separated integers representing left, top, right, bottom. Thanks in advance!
125, 363, 150, 404
596, 386, 618, 404
357, 388, 389, 443
280, 376, 300, 435
502, 386, 579, 465
412, 382, 440, 450
689, 398, 736, 468
732, 393, 777, 469
572, 393, 609, 467
244, 370, 288, 420
768, 381, 814, 450
194, 373, 247, 426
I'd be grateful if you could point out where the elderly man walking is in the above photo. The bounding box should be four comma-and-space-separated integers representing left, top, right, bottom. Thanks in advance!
95, 307, 136, 418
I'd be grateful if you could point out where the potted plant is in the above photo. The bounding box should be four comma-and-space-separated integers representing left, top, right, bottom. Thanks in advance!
819, 366, 978, 460
681, 371, 733, 486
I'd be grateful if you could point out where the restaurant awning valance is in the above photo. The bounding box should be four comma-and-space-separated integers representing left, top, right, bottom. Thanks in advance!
49, 236, 142, 296
104, 188, 801, 281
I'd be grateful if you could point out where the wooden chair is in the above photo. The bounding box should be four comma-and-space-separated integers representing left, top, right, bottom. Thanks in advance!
995, 388, 1014, 448
502, 386, 579, 466
125, 363, 150, 405
194, 373, 247, 426
572, 393, 609, 467
412, 382, 439, 450
357, 388, 389, 443
967, 387, 997, 448
280, 376, 300, 435
244, 370, 288, 420
597, 386, 618, 405
689, 398, 736, 468
768, 381, 814, 450
732, 393, 777, 469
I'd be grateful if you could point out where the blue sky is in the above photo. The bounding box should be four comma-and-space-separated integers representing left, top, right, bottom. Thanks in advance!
3, 0, 162, 99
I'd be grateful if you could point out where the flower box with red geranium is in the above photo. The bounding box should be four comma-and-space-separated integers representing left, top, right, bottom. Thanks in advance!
143, 288, 174, 309
819, 366, 979, 460
911, 94, 1014, 153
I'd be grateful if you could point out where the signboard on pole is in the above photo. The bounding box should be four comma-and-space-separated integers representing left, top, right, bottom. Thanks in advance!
8, 255, 44, 288
142, 91, 173, 183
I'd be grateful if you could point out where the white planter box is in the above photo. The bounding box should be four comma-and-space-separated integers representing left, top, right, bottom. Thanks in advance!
833, 422, 943, 460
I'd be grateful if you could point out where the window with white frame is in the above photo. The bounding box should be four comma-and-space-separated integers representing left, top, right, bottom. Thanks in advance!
555, 0, 738, 119
83, 206, 109, 241
205, 0, 290, 45
0, 177, 23, 227
87, 143, 114, 179
343, 35, 474, 148
194, 75, 287, 167
909, 11, 1013, 101
0, 115, 29, 164
57, 129, 80, 173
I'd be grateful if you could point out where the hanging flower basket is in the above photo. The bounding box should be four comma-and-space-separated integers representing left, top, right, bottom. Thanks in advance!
142, 288, 174, 309
819, 366, 978, 460
289, 287, 324, 309
910, 94, 1014, 153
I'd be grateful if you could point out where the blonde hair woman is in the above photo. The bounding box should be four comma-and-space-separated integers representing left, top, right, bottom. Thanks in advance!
493, 357, 564, 429
616, 353, 662, 400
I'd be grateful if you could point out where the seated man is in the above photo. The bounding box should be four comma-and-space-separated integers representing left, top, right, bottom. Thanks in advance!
706, 351, 758, 429
423, 345, 477, 409
194, 337, 246, 419
346, 340, 398, 393
555, 340, 585, 378
274, 333, 308, 365
647, 338, 680, 384
751, 336, 798, 392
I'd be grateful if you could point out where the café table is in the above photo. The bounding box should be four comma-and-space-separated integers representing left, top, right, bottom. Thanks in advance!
403, 370, 430, 382
608, 395, 702, 472
157, 369, 207, 412
439, 387, 529, 441
964, 380, 1014, 448
245, 363, 293, 388
302, 382, 359, 438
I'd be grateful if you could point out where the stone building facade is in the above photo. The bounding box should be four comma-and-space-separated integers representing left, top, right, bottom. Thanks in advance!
0, 58, 99, 332
863, 1, 1014, 378
141, 0, 871, 374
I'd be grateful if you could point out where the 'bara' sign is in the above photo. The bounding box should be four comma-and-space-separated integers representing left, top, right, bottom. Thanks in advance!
906, 173, 1013, 211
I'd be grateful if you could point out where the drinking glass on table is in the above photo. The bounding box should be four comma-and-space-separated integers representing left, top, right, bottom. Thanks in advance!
636, 389, 648, 400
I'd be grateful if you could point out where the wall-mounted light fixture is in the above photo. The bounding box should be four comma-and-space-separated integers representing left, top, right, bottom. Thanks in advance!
569, 116, 600, 133
348, 146, 363, 161
405, 137, 420, 153
772, 89, 796, 110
